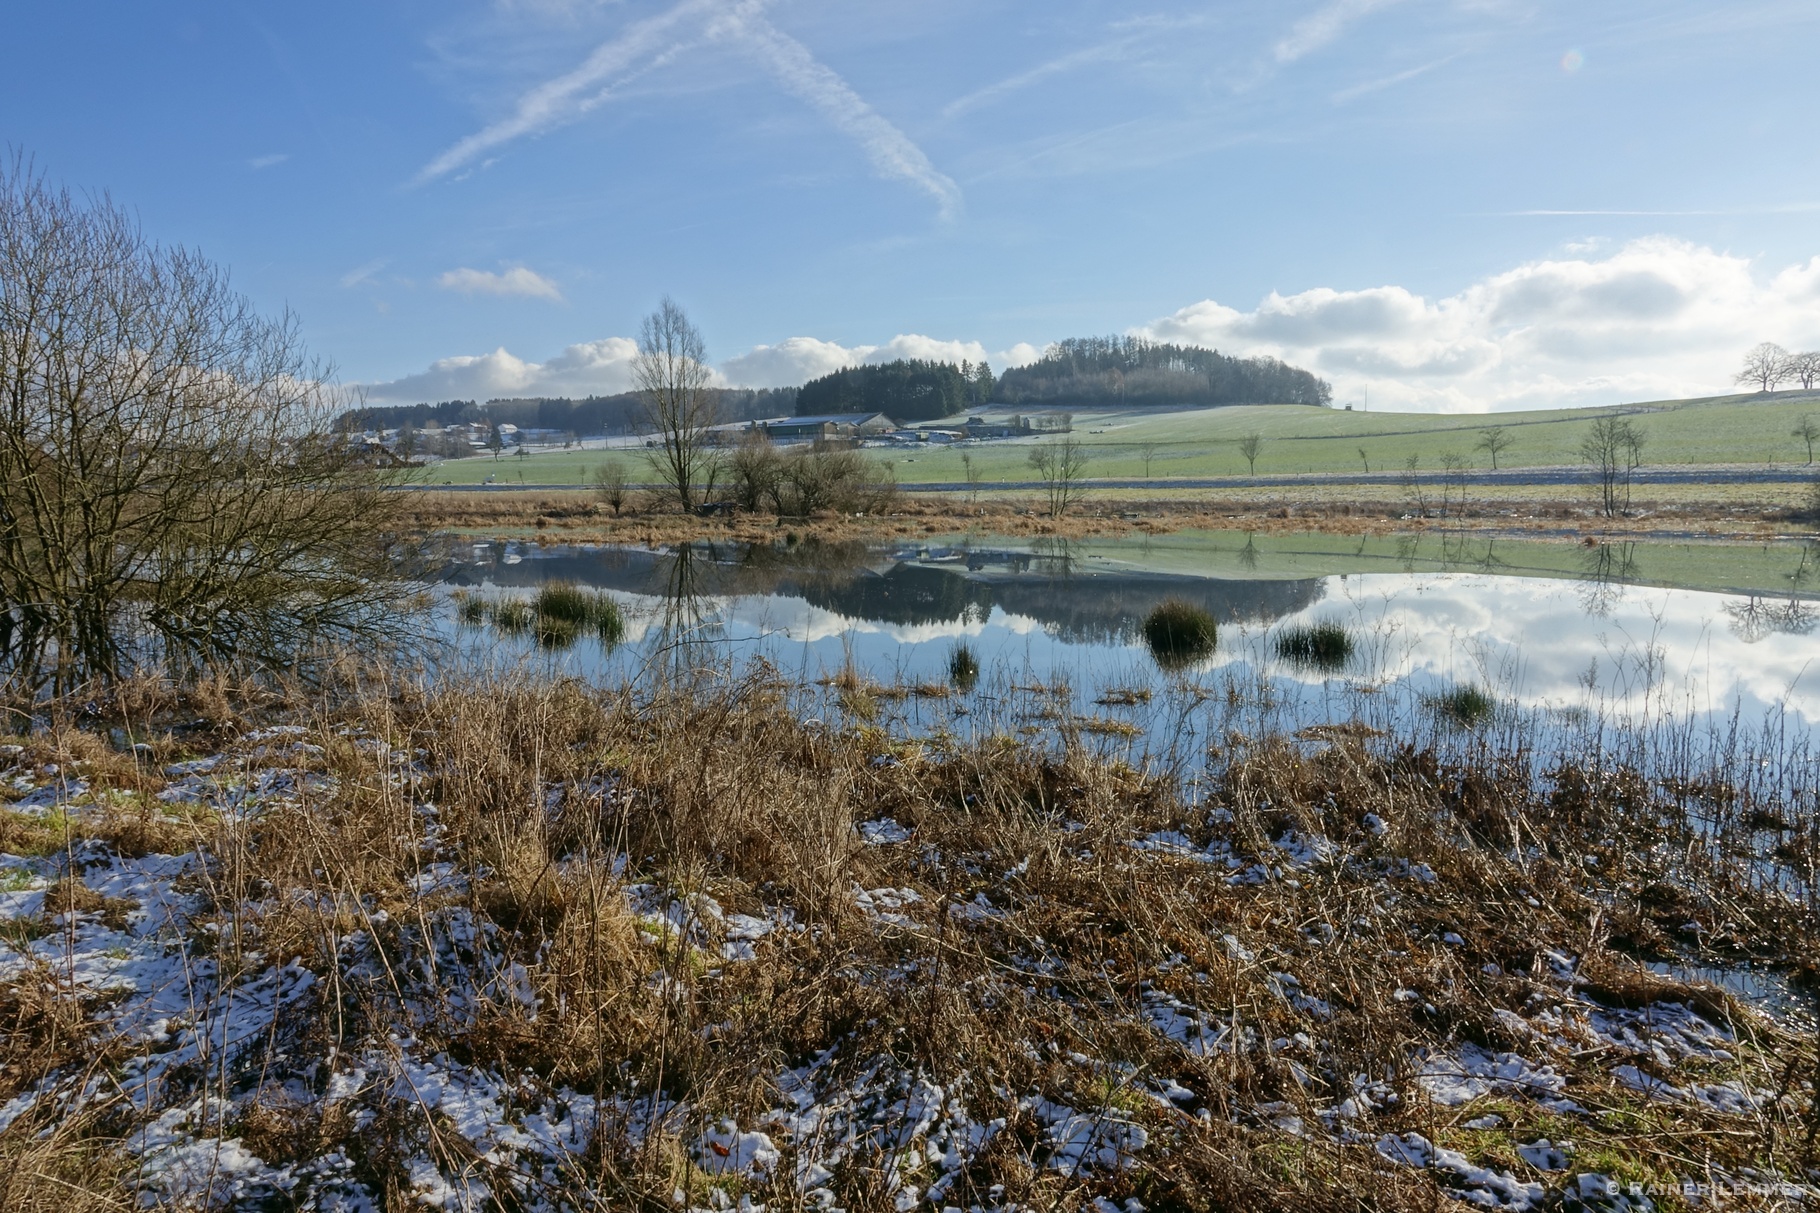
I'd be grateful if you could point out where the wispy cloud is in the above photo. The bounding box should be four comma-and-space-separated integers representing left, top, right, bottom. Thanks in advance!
248, 153, 290, 170
436, 266, 564, 300
340, 258, 390, 289
711, 4, 961, 219
419, 0, 960, 217
1331, 52, 1457, 103
1274, 0, 1405, 64
942, 42, 1129, 120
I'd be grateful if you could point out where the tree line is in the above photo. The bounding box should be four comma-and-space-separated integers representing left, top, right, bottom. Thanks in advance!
794, 359, 995, 422
340, 387, 797, 441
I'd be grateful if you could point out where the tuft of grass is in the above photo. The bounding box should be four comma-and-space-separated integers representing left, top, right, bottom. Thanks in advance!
1141, 599, 1217, 670
947, 641, 980, 693
1432, 683, 1496, 728
533, 581, 595, 624
489, 597, 536, 634
454, 592, 489, 626
482, 583, 624, 648
1275, 620, 1354, 671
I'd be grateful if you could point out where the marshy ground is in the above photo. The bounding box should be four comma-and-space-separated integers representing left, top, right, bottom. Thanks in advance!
1, 663, 1814, 1211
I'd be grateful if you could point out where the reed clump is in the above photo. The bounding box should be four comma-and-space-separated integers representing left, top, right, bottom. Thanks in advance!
1433, 682, 1496, 728
1275, 620, 1354, 670
1142, 599, 1218, 669
473, 581, 625, 648
947, 641, 980, 692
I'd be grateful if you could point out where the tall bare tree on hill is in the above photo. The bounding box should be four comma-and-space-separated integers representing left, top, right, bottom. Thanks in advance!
636, 297, 719, 511
1736, 343, 1793, 393
1788, 350, 1820, 390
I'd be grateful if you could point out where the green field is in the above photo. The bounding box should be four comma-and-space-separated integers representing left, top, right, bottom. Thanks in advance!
1020, 529, 1820, 600
418, 389, 1820, 487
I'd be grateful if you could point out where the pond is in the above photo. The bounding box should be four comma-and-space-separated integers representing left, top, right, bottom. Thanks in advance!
429, 530, 1820, 773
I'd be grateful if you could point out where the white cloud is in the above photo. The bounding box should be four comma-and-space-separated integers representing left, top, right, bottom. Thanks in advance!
1140, 238, 1820, 411
248, 153, 290, 170
436, 266, 564, 300
720, 334, 1038, 388
362, 337, 637, 402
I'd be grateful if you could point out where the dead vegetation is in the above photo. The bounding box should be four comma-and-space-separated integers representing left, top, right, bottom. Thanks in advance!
0, 667, 1815, 1209
397, 484, 1818, 549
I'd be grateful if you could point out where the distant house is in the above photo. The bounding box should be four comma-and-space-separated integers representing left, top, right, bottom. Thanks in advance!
756, 413, 897, 443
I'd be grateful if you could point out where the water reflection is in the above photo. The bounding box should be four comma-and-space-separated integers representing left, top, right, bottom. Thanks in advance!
431, 532, 1820, 732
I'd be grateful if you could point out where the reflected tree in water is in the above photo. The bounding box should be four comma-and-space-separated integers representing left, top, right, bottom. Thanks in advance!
1578, 542, 1641, 617
646, 544, 727, 676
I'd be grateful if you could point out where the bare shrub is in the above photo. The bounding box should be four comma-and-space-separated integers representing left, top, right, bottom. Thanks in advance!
0, 160, 406, 696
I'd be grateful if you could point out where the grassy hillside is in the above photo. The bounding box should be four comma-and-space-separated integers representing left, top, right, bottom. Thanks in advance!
419, 389, 1820, 486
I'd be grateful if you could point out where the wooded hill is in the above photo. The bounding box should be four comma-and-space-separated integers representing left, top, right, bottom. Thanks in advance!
792, 338, 1330, 421
993, 336, 1331, 409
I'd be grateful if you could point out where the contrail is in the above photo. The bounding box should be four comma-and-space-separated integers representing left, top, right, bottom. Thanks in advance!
417, 0, 717, 183
711, 3, 961, 218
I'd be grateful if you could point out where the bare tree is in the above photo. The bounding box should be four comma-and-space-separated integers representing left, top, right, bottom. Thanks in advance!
1474, 426, 1514, 470
592, 459, 630, 515
1138, 441, 1160, 478
1581, 416, 1646, 516
0, 160, 405, 694
1028, 437, 1089, 518
1236, 433, 1264, 475
1736, 342, 1793, 392
1789, 350, 1820, 390
636, 297, 719, 512
960, 450, 982, 503
1357, 447, 1370, 474
1400, 454, 1429, 515
1438, 450, 1470, 514
1620, 422, 1646, 510
1795, 416, 1820, 465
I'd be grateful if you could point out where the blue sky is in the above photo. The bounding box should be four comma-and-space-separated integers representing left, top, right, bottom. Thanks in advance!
6, 0, 1820, 410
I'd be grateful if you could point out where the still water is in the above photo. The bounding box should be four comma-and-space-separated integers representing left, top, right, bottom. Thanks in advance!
431, 530, 1820, 742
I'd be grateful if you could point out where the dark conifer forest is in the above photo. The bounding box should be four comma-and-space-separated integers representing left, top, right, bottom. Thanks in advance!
992, 336, 1330, 408
794, 359, 996, 422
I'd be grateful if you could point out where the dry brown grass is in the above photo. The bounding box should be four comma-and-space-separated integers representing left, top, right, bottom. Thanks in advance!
0, 667, 1814, 1209
398, 485, 1812, 548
